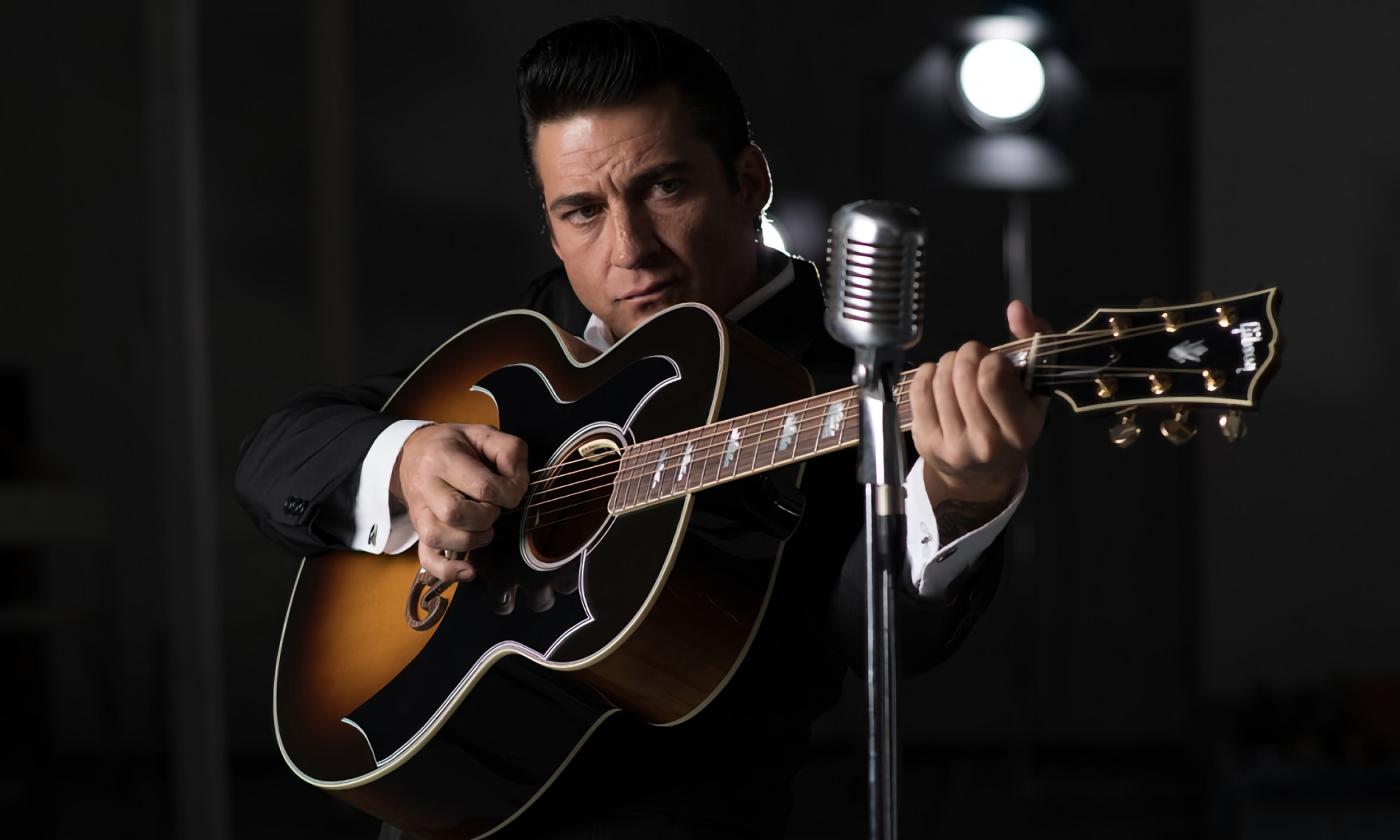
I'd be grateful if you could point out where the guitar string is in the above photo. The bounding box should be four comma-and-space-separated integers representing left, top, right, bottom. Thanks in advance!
505, 402, 879, 528
436, 311, 1254, 556
519, 316, 1231, 517
479, 313, 1240, 539
499, 397, 886, 532
499, 361, 1230, 536
523, 314, 1228, 508
526, 387, 907, 506
520, 313, 1226, 496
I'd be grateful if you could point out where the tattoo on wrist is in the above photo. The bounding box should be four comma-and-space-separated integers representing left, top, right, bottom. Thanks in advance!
934, 499, 1004, 544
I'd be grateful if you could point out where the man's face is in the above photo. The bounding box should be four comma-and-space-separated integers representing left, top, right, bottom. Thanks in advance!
533, 85, 770, 340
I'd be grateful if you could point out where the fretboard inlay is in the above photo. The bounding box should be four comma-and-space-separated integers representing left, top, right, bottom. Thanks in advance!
822, 400, 846, 439
651, 447, 667, 489
778, 413, 798, 451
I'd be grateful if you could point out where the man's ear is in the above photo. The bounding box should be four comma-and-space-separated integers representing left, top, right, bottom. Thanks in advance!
733, 143, 773, 219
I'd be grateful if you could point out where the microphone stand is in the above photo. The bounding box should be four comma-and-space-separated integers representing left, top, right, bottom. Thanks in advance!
854, 345, 907, 840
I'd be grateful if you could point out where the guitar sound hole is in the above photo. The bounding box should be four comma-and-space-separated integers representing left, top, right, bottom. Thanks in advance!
524, 432, 621, 566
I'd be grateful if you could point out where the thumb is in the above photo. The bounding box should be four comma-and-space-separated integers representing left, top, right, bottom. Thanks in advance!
1007, 299, 1052, 339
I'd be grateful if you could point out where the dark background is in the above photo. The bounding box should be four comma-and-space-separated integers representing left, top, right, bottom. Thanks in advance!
3, 1, 1398, 837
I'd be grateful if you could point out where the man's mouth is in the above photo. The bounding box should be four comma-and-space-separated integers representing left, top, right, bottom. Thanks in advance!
620, 279, 675, 301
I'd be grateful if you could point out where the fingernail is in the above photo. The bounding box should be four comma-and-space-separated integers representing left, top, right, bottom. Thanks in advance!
458, 567, 475, 582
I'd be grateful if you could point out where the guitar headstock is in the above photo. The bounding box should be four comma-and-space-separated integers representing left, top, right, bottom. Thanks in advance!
1018, 288, 1282, 446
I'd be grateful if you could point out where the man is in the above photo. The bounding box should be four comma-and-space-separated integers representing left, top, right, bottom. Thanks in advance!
237, 16, 1047, 838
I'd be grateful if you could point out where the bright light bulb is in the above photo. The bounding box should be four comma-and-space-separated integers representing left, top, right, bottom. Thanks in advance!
957, 38, 1046, 122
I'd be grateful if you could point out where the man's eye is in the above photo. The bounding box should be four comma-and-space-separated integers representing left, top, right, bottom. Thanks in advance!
653, 179, 682, 197
567, 205, 602, 224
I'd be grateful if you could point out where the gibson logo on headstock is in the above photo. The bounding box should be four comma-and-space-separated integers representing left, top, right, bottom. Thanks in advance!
1233, 321, 1263, 373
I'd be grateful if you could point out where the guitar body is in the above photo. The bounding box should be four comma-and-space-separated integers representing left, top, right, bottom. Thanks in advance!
273, 303, 813, 838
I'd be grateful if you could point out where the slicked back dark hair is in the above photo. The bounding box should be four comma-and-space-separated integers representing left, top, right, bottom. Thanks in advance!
516, 17, 753, 190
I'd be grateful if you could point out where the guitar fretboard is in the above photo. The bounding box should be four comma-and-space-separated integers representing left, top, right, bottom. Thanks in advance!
609, 369, 923, 514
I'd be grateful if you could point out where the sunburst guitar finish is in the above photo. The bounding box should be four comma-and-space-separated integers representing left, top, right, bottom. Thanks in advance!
273, 303, 812, 839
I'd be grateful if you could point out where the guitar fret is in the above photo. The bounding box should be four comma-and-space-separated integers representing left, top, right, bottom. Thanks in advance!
744, 408, 772, 477
794, 398, 814, 457
675, 432, 696, 493
631, 442, 654, 509
700, 419, 729, 489
620, 444, 643, 511
719, 421, 742, 481
764, 407, 783, 470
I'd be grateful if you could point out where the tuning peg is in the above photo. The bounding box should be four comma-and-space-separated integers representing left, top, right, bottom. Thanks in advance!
1202, 369, 1226, 392
1218, 410, 1247, 442
1108, 316, 1130, 337
1109, 411, 1142, 448
1159, 406, 1197, 445
1148, 372, 1173, 395
1095, 375, 1119, 399
1215, 305, 1238, 327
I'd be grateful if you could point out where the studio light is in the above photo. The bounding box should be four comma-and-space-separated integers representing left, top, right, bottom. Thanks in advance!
956, 38, 1046, 126
894, 6, 1083, 303
897, 8, 1080, 192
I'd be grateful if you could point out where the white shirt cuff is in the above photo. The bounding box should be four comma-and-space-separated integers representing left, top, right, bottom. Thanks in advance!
349, 418, 434, 554
904, 457, 1027, 601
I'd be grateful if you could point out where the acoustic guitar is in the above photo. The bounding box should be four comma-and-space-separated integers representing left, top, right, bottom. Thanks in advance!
273, 290, 1281, 838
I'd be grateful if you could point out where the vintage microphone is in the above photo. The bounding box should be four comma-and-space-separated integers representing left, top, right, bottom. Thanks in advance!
823, 200, 925, 840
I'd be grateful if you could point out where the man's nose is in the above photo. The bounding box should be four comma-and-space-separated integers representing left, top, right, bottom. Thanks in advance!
610, 205, 659, 269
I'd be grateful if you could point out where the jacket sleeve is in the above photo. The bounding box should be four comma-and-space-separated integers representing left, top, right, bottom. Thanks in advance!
828, 516, 1005, 676
232, 269, 580, 559
233, 373, 405, 556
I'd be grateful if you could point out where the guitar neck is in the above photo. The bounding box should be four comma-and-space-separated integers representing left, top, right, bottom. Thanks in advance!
608, 337, 1042, 515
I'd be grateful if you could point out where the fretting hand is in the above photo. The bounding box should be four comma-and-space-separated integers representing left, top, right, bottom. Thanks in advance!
908, 300, 1051, 529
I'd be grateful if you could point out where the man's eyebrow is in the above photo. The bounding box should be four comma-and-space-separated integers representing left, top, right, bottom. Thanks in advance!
547, 191, 599, 214
630, 160, 691, 185
545, 161, 693, 214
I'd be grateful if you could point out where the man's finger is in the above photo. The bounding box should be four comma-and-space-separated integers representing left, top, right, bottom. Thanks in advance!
932, 351, 965, 439
462, 426, 530, 507
1007, 299, 1052, 340
417, 539, 476, 582
436, 448, 524, 510
909, 362, 943, 453
427, 479, 501, 531
978, 352, 1035, 449
952, 343, 998, 442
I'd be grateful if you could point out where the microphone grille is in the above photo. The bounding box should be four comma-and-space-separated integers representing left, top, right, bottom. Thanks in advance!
824, 201, 925, 348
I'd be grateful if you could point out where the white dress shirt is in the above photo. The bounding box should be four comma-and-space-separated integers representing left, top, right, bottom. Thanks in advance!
349, 260, 1024, 600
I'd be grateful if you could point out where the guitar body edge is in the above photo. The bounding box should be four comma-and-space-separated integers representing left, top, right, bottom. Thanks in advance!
272, 304, 814, 838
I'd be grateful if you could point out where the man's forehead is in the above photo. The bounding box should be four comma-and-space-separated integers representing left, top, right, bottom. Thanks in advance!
534, 88, 707, 191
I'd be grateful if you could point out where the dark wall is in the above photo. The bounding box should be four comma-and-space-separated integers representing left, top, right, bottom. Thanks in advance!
2, 1, 1395, 837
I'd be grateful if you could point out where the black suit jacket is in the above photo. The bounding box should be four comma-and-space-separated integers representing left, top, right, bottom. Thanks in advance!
234, 248, 1003, 836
